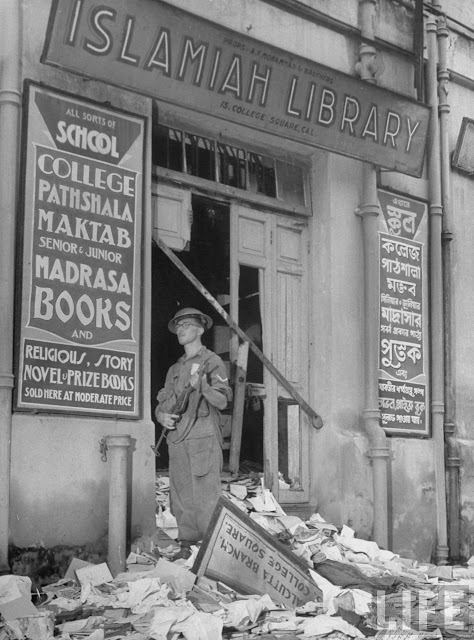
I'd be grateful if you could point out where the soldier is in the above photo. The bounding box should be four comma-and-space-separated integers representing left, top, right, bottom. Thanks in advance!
155, 307, 232, 560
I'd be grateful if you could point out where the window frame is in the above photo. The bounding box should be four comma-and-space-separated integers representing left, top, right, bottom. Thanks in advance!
152, 124, 312, 217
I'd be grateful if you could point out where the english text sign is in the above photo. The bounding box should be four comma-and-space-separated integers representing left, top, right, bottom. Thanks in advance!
15, 83, 145, 417
42, 0, 430, 177
193, 497, 322, 608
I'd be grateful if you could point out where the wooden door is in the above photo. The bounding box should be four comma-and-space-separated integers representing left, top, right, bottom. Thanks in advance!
231, 204, 310, 504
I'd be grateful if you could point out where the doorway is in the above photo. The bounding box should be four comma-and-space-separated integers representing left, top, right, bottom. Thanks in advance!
230, 203, 311, 502
151, 194, 264, 472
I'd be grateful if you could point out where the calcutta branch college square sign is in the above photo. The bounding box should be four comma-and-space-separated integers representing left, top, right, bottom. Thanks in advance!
15, 83, 145, 417
42, 0, 430, 177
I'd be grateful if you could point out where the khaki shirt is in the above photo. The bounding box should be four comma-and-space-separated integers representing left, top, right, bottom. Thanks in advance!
157, 347, 232, 442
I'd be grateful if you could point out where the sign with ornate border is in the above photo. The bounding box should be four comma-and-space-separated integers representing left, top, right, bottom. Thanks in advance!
15, 82, 145, 417
377, 189, 429, 436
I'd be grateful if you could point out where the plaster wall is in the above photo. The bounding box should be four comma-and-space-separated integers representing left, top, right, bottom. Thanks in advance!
8, 0, 157, 547
170, 0, 416, 96
448, 77, 474, 559
376, 0, 418, 52
169, 0, 357, 75
307, 152, 436, 559
309, 152, 373, 536
10, 417, 156, 547
269, 0, 417, 52
389, 439, 437, 561
446, 30, 474, 85
444, 0, 474, 31
288, 0, 359, 28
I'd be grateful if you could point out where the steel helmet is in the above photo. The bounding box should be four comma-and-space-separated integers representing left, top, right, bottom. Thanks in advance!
168, 307, 213, 333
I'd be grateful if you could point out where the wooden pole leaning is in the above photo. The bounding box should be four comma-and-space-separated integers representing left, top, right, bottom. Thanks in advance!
155, 235, 323, 430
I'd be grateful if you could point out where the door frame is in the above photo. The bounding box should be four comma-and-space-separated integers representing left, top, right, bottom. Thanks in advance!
230, 204, 311, 504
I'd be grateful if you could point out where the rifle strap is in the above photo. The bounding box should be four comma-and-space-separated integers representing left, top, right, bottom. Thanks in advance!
166, 352, 214, 445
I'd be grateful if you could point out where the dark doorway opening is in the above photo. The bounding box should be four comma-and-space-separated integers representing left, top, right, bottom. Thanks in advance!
151, 195, 229, 467
151, 194, 264, 473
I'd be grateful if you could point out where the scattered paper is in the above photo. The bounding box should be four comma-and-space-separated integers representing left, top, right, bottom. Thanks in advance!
309, 568, 342, 615
228, 484, 247, 500
0, 596, 38, 621
223, 594, 274, 627
0, 575, 32, 605
7, 473, 474, 640
76, 563, 113, 588
63, 558, 94, 582
301, 613, 364, 637
173, 610, 224, 640
150, 558, 196, 594
3, 610, 55, 640
334, 526, 381, 560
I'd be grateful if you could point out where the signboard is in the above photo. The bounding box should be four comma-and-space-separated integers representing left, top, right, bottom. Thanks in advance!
15, 83, 145, 417
377, 190, 429, 436
192, 497, 322, 609
42, 0, 430, 177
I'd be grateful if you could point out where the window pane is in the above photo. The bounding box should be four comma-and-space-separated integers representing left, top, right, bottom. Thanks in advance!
217, 143, 246, 189
185, 133, 215, 180
276, 160, 306, 207
248, 153, 276, 197
153, 126, 307, 209
153, 125, 183, 172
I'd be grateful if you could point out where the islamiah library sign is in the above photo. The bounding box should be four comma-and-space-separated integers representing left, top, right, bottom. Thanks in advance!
42, 0, 430, 177
15, 83, 145, 417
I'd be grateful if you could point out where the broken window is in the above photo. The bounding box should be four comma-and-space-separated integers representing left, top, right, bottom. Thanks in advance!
275, 159, 306, 207
153, 125, 183, 172
152, 119, 309, 211
248, 152, 276, 198
217, 143, 246, 189
185, 133, 215, 181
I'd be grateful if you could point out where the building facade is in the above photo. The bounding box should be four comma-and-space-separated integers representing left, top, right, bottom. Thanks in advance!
1, 0, 474, 572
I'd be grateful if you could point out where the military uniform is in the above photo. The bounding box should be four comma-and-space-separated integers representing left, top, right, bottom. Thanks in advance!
157, 345, 232, 543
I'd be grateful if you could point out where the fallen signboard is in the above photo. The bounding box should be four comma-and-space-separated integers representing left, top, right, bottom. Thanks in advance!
192, 496, 322, 609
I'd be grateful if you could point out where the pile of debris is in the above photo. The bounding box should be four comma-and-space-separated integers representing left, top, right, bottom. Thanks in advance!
1, 473, 473, 640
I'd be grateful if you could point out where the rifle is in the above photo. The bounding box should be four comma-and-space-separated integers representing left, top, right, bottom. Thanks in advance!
151, 359, 210, 457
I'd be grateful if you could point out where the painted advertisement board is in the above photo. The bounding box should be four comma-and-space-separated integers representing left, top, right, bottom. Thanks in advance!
15, 83, 145, 417
377, 189, 429, 436
42, 0, 430, 177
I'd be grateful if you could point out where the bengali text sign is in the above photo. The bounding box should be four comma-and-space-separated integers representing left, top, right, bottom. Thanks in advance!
378, 191, 429, 435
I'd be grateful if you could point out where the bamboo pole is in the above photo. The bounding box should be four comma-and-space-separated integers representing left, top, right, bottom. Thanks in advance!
155, 235, 323, 429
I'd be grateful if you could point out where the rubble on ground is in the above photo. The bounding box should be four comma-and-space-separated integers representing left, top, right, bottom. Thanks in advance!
1, 472, 473, 640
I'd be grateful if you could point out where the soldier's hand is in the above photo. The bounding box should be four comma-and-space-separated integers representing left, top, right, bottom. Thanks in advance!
161, 413, 179, 429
